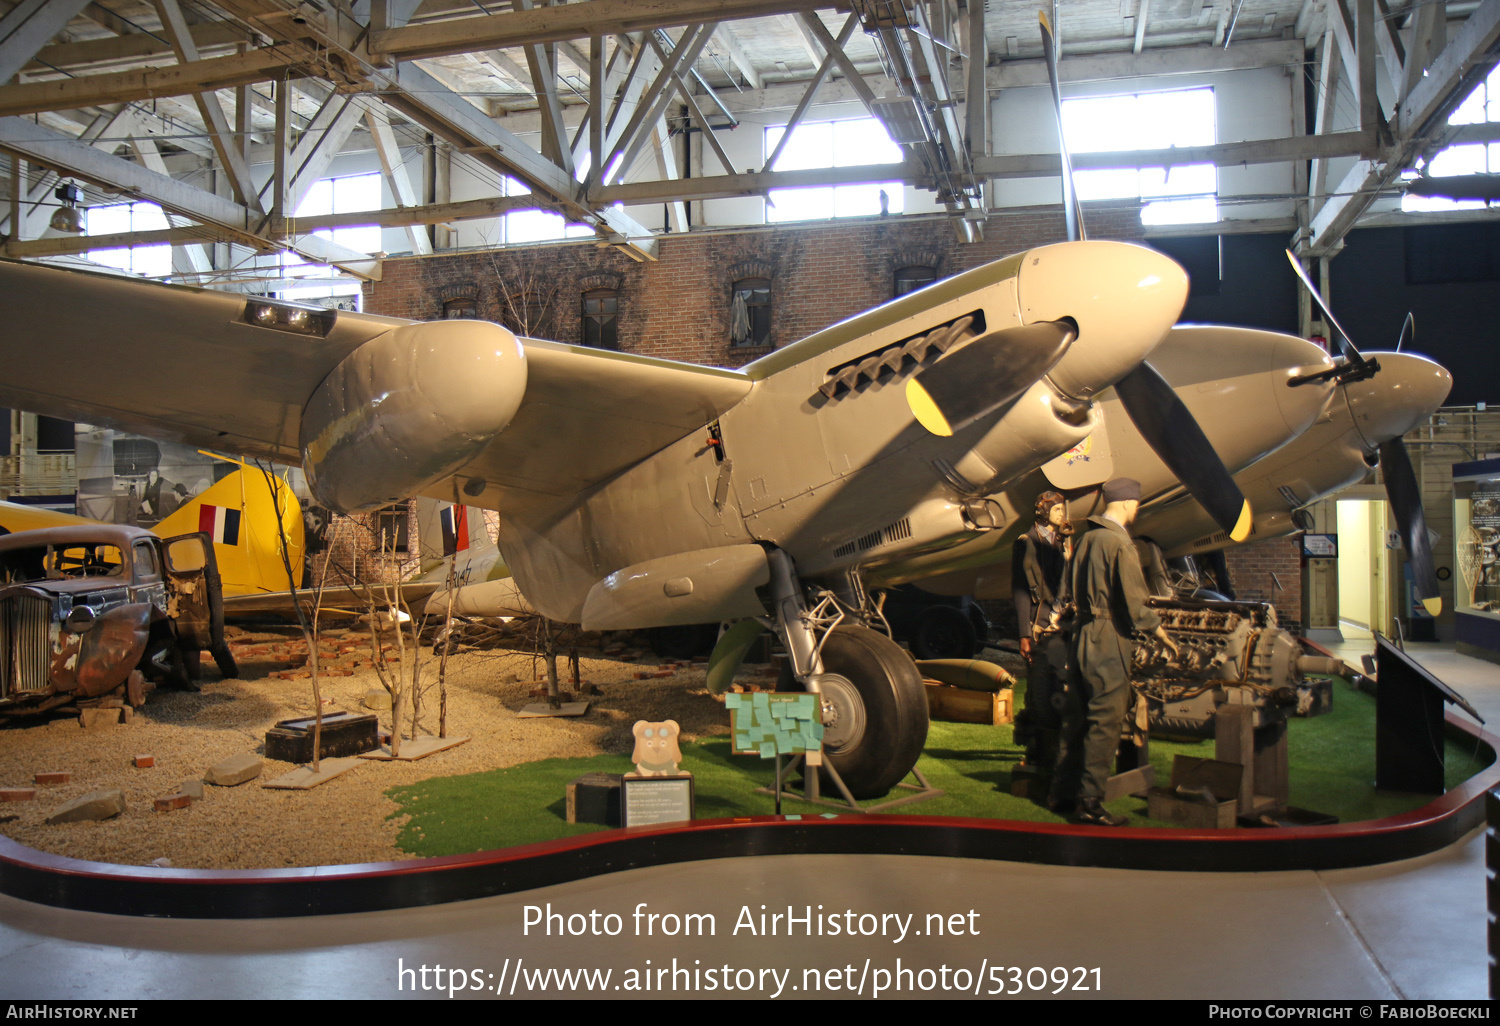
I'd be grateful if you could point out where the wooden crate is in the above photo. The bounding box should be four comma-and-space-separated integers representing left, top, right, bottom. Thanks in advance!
923, 682, 1012, 725
264, 711, 379, 763
566, 772, 622, 826
1144, 755, 1243, 829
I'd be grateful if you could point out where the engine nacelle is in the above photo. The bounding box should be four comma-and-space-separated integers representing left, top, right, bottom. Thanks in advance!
300, 320, 526, 512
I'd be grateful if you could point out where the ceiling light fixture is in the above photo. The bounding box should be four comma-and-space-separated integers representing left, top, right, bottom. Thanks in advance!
49, 182, 85, 234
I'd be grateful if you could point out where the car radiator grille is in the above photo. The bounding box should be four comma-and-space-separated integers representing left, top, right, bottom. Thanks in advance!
0, 595, 51, 699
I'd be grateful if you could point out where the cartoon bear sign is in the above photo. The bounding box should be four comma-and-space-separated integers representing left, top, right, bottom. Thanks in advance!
629, 719, 683, 777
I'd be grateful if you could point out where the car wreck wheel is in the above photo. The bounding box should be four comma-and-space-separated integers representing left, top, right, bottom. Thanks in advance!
910, 604, 978, 660
125, 670, 146, 709
792, 625, 929, 800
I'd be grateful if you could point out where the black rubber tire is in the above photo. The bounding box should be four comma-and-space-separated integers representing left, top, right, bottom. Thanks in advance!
910, 604, 978, 660
966, 605, 990, 652
786, 625, 929, 799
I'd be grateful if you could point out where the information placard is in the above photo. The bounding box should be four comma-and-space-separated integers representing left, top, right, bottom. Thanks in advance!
1301, 533, 1337, 558
621, 774, 695, 827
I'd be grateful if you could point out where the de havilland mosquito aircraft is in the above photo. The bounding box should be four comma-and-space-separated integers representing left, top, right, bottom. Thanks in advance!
0, 16, 1451, 798
0, 240, 1449, 800
0, 237, 1259, 797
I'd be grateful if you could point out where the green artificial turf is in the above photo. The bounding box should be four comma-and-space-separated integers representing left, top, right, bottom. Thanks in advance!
386, 675, 1493, 858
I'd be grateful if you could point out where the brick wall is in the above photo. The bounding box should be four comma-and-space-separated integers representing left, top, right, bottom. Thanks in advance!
1223, 537, 1303, 633
309, 503, 420, 595
364, 204, 1143, 367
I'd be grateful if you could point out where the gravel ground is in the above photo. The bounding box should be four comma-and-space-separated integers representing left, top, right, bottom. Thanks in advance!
0, 624, 738, 870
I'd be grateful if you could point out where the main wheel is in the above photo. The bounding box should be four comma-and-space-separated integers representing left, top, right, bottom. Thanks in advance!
910, 604, 977, 660
790, 625, 929, 799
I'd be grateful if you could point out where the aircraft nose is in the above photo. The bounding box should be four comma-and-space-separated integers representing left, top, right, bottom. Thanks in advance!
1345, 352, 1452, 450
1017, 240, 1189, 400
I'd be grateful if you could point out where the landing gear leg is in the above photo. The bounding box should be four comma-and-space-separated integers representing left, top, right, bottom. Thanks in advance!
766, 550, 826, 801
765, 551, 930, 800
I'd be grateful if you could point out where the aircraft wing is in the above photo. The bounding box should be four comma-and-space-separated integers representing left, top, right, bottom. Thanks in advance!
0, 260, 404, 464
0, 502, 95, 533
222, 581, 443, 618
0, 260, 752, 510
449, 339, 751, 510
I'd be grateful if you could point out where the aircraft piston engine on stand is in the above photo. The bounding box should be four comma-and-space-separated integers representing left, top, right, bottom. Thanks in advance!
1131, 598, 1342, 738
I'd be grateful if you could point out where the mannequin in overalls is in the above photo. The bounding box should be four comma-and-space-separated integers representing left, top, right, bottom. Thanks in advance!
1011, 490, 1073, 796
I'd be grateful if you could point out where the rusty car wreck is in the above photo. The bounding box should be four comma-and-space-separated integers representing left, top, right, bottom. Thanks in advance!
0, 524, 236, 722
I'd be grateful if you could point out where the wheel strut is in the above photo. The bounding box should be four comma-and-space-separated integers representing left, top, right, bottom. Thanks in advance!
766, 549, 823, 683
765, 548, 829, 800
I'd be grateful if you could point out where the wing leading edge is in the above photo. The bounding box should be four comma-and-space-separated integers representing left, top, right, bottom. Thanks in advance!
0, 260, 754, 512
0, 258, 407, 463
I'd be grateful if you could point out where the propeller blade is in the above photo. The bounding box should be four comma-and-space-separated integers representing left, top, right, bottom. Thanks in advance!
1397, 311, 1414, 353
907, 321, 1076, 437
1039, 11, 1085, 243
1114, 362, 1253, 542
1379, 436, 1442, 616
1284, 249, 1360, 360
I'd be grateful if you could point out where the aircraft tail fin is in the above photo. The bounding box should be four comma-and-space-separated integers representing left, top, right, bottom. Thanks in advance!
415, 497, 496, 570
155, 467, 304, 596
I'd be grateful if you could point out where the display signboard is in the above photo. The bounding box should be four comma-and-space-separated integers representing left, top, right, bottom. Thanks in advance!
1471, 490, 1500, 528
725, 691, 823, 757
621, 774, 695, 827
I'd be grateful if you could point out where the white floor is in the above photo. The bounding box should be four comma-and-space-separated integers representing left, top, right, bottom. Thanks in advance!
0, 642, 1495, 1001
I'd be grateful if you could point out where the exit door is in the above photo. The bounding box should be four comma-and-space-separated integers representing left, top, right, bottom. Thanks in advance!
1336, 499, 1394, 640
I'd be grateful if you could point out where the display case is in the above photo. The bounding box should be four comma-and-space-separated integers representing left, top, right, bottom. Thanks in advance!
1452, 458, 1500, 661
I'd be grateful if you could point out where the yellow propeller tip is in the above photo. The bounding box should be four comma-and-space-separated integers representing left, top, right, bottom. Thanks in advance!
1228, 501, 1253, 544
906, 378, 953, 437
1039, 10, 1053, 32
1422, 597, 1443, 617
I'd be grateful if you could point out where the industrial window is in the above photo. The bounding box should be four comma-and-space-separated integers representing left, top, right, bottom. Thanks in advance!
502, 177, 595, 244
112, 437, 160, 477
1063, 86, 1218, 225
88, 201, 171, 278
295, 172, 382, 255
581, 289, 619, 350
894, 265, 938, 296
1401, 65, 1500, 213
443, 298, 479, 319
763, 117, 904, 223
375, 505, 409, 554
278, 172, 382, 305
730, 277, 771, 348
498, 290, 555, 339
